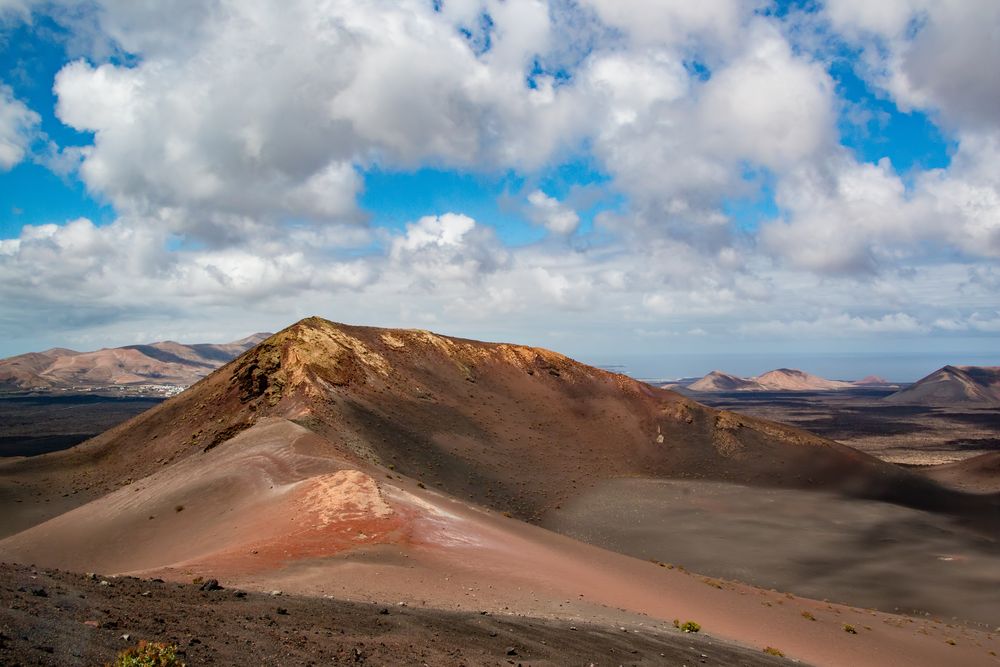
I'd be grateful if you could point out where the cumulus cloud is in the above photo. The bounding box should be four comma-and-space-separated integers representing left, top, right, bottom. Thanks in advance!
526, 190, 579, 235
0, 216, 375, 324
826, 0, 1000, 131
389, 213, 509, 286
0, 83, 39, 170
0, 0, 997, 360
580, 18, 837, 257
45, 0, 588, 246
738, 313, 928, 337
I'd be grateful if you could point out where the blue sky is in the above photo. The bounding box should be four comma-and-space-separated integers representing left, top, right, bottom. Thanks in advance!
0, 0, 997, 380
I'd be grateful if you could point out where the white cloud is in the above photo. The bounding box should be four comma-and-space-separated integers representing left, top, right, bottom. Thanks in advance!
825, 0, 1000, 131
934, 312, 1000, 333
0, 0, 997, 360
389, 213, 509, 285
580, 19, 837, 255
527, 190, 579, 235
46, 0, 586, 245
738, 313, 928, 338
582, 0, 758, 58
0, 83, 39, 170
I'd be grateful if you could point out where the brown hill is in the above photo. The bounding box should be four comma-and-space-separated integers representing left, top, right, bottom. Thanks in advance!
886, 365, 1000, 406
0, 333, 270, 391
755, 368, 853, 391
921, 452, 1000, 494
688, 370, 764, 392
854, 375, 895, 387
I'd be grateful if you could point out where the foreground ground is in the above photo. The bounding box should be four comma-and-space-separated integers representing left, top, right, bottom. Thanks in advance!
0, 563, 786, 666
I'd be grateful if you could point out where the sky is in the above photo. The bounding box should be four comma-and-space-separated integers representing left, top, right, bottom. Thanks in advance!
0, 0, 997, 381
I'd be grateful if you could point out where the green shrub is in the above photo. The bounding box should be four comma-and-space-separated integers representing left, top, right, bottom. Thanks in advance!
110, 641, 184, 667
763, 646, 784, 657
843, 624, 857, 634
679, 620, 701, 633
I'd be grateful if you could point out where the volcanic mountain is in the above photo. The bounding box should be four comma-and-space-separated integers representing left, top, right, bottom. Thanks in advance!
755, 368, 853, 391
886, 365, 1000, 406
1, 317, 997, 667
687, 368, 856, 392
0, 317, 978, 525
0, 333, 271, 391
687, 370, 765, 392
854, 374, 896, 387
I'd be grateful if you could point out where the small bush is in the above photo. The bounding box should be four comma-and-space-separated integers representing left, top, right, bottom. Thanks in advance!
763, 646, 784, 657
843, 624, 857, 634
679, 620, 701, 633
110, 641, 184, 667
801, 611, 816, 621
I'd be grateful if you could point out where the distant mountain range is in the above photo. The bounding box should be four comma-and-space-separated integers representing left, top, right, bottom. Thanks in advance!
684, 368, 894, 393
885, 365, 1000, 407
678, 364, 1000, 406
0, 333, 271, 392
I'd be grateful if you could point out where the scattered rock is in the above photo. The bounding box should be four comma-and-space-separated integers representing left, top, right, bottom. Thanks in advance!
276, 607, 289, 615
30, 587, 47, 597
379, 608, 390, 615
269, 590, 282, 596
506, 646, 518, 656
199, 578, 223, 591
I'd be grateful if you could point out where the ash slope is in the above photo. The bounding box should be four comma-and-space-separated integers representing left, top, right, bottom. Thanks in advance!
0, 333, 270, 391
0, 316, 988, 528
886, 365, 1000, 407
923, 452, 1000, 493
